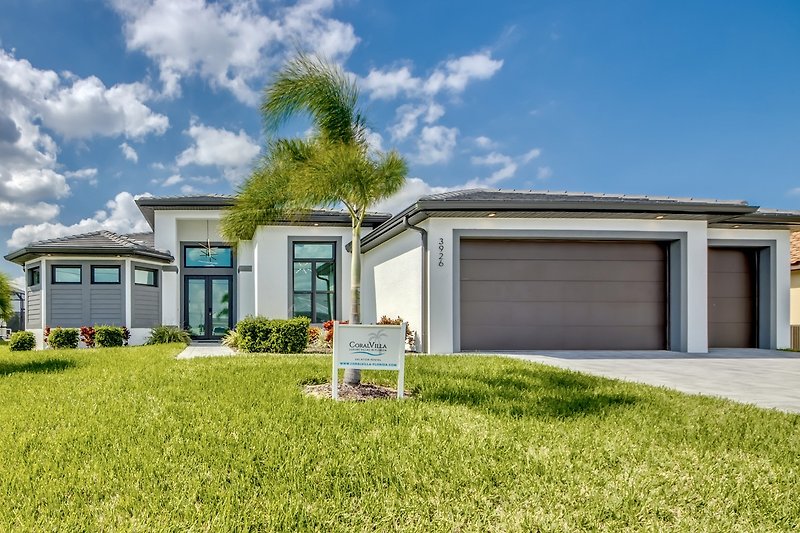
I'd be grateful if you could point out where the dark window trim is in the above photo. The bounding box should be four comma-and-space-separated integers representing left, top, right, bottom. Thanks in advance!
27, 266, 41, 287
183, 245, 234, 268
134, 266, 159, 287
291, 240, 337, 323
51, 265, 82, 285
91, 265, 121, 285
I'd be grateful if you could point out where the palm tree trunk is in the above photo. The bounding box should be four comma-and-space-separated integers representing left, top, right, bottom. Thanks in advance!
343, 220, 362, 385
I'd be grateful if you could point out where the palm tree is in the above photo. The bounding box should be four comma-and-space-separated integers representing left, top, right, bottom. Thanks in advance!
221, 53, 407, 385
0, 272, 15, 325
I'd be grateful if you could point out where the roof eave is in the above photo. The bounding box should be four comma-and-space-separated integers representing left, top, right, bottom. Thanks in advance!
3, 247, 174, 265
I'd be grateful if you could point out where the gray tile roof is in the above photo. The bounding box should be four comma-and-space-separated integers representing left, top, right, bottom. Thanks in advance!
4, 231, 172, 264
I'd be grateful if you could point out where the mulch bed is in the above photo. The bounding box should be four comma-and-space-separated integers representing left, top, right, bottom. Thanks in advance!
303, 382, 413, 401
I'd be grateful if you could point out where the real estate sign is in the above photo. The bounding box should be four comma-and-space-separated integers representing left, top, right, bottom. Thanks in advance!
332, 322, 406, 400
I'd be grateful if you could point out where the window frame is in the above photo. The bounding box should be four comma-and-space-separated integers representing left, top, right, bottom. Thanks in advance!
51, 265, 83, 285
291, 241, 337, 324
91, 265, 121, 285
134, 267, 158, 287
27, 266, 41, 287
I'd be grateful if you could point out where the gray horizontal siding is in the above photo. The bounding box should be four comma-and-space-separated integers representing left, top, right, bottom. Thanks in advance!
132, 263, 161, 328
46, 261, 125, 327
27, 289, 42, 328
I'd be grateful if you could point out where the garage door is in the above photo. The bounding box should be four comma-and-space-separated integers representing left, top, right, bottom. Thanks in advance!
708, 248, 757, 348
460, 239, 667, 350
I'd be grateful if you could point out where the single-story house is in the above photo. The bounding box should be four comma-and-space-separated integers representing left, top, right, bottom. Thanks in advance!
790, 232, 800, 326
5, 189, 799, 353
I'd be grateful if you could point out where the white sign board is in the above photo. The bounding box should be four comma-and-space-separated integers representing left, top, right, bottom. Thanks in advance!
332, 322, 406, 399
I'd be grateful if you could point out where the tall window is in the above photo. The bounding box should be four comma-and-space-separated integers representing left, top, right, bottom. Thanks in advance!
27, 267, 40, 287
292, 242, 335, 323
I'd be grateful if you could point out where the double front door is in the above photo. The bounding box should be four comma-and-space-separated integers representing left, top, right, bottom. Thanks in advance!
184, 276, 232, 339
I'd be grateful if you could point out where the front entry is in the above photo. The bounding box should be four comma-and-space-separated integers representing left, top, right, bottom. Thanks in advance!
184, 276, 233, 340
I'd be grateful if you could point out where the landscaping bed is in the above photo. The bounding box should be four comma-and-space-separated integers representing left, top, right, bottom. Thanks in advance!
0, 344, 798, 531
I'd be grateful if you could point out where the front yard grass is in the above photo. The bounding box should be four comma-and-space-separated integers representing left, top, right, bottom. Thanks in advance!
0, 344, 798, 531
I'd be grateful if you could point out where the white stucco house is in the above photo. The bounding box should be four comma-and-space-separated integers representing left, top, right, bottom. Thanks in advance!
5, 189, 799, 353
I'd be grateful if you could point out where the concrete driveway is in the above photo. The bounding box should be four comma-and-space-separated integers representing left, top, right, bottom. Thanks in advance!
490, 348, 800, 413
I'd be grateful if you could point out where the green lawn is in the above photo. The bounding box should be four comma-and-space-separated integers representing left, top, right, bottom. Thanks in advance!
0, 345, 798, 531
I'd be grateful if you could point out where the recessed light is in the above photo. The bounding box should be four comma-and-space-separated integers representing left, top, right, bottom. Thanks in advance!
655, 215, 665, 220
733, 225, 740, 228
313, 223, 319, 226
487, 212, 497, 217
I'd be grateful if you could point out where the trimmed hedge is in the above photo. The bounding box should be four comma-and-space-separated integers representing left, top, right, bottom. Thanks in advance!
9, 331, 35, 351
95, 326, 125, 348
48, 328, 79, 349
237, 316, 310, 353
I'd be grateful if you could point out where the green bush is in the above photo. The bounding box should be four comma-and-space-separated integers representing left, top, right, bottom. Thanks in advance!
146, 326, 191, 345
221, 329, 240, 350
9, 331, 35, 351
95, 326, 125, 348
236, 316, 310, 353
48, 328, 79, 349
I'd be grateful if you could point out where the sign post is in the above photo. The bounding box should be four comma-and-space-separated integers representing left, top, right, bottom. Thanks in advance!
332, 322, 406, 400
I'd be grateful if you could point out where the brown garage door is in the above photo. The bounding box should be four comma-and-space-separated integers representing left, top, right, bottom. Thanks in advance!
460, 239, 667, 350
708, 248, 757, 348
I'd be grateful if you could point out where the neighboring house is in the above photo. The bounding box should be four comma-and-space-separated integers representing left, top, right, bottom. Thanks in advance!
0, 282, 24, 338
789, 232, 800, 325
4, 189, 799, 353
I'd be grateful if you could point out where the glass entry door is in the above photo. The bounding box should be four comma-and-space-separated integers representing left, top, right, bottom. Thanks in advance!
184, 276, 232, 339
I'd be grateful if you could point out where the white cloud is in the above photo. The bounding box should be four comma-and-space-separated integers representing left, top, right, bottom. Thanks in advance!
474, 135, 497, 149
468, 148, 542, 186
537, 166, 553, 180
365, 129, 384, 154
162, 174, 184, 187
0, 201, 60, 226
389, 102, 445, 141
65, 167, 99, 186
414, 125, 458, 165
180, 184, 199, 195
360, 66, 420, 100
112, 0, 358, 105
176, 120, 260, 182
360, 51, 503, 101
7, 191, 152, 249
120, 142, 139, 163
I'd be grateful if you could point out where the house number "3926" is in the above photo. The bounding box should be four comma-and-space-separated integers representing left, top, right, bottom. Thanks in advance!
437, 238, 445, 267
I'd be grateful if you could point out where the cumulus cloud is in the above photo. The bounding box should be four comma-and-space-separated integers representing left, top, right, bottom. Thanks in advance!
65, 168, 99, 186
537, 166, 553, 180
0, 48, 168, 230
0, 201, 60, 226
389, 102, 445, 141
360, 51, 503, 101
112, 0, 358, 105
162, 174, 183, 186
7, 191, 152, 249
414, 125, 458, 165
176, 120, 260, 182
473, 135, 497, 149
468, 148, 542, 186
119, 142, 139, 163
372, 177, 456, 214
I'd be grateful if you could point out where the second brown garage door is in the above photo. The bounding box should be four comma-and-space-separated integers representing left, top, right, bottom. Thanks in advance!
708, 248, 757, 348
460, 239, 668, 350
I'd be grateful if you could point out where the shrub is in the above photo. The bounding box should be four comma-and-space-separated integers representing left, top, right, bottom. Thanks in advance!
146, 326, 191, 345
122, 327, 131, 346
322, 320, 348, 344
80, 326, 95, 348
95, 326, 125, 348
237, 316, 310, 353
48, 328, 79, 349
221, 329, 240, 350
9, 331, 35, 351
43, 326, 50, 346
378, 315, 416, 350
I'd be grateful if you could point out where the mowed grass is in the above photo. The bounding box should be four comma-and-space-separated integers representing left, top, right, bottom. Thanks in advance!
0, 345, 798, 531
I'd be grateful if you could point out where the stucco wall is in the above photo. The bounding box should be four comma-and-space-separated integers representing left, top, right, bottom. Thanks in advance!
361, 228, 423, 349
252, 225, 359, 322
791, 270, 800, 325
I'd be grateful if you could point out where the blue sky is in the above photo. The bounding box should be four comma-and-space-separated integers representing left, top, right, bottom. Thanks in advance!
1, 0, 799, 281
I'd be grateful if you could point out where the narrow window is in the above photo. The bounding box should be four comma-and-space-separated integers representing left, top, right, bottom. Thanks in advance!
134, 267, 158, 287
52, 266, 82, 284
27, 267, 41, 287
91, 266, 121, 284
292, 242, 335, 323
